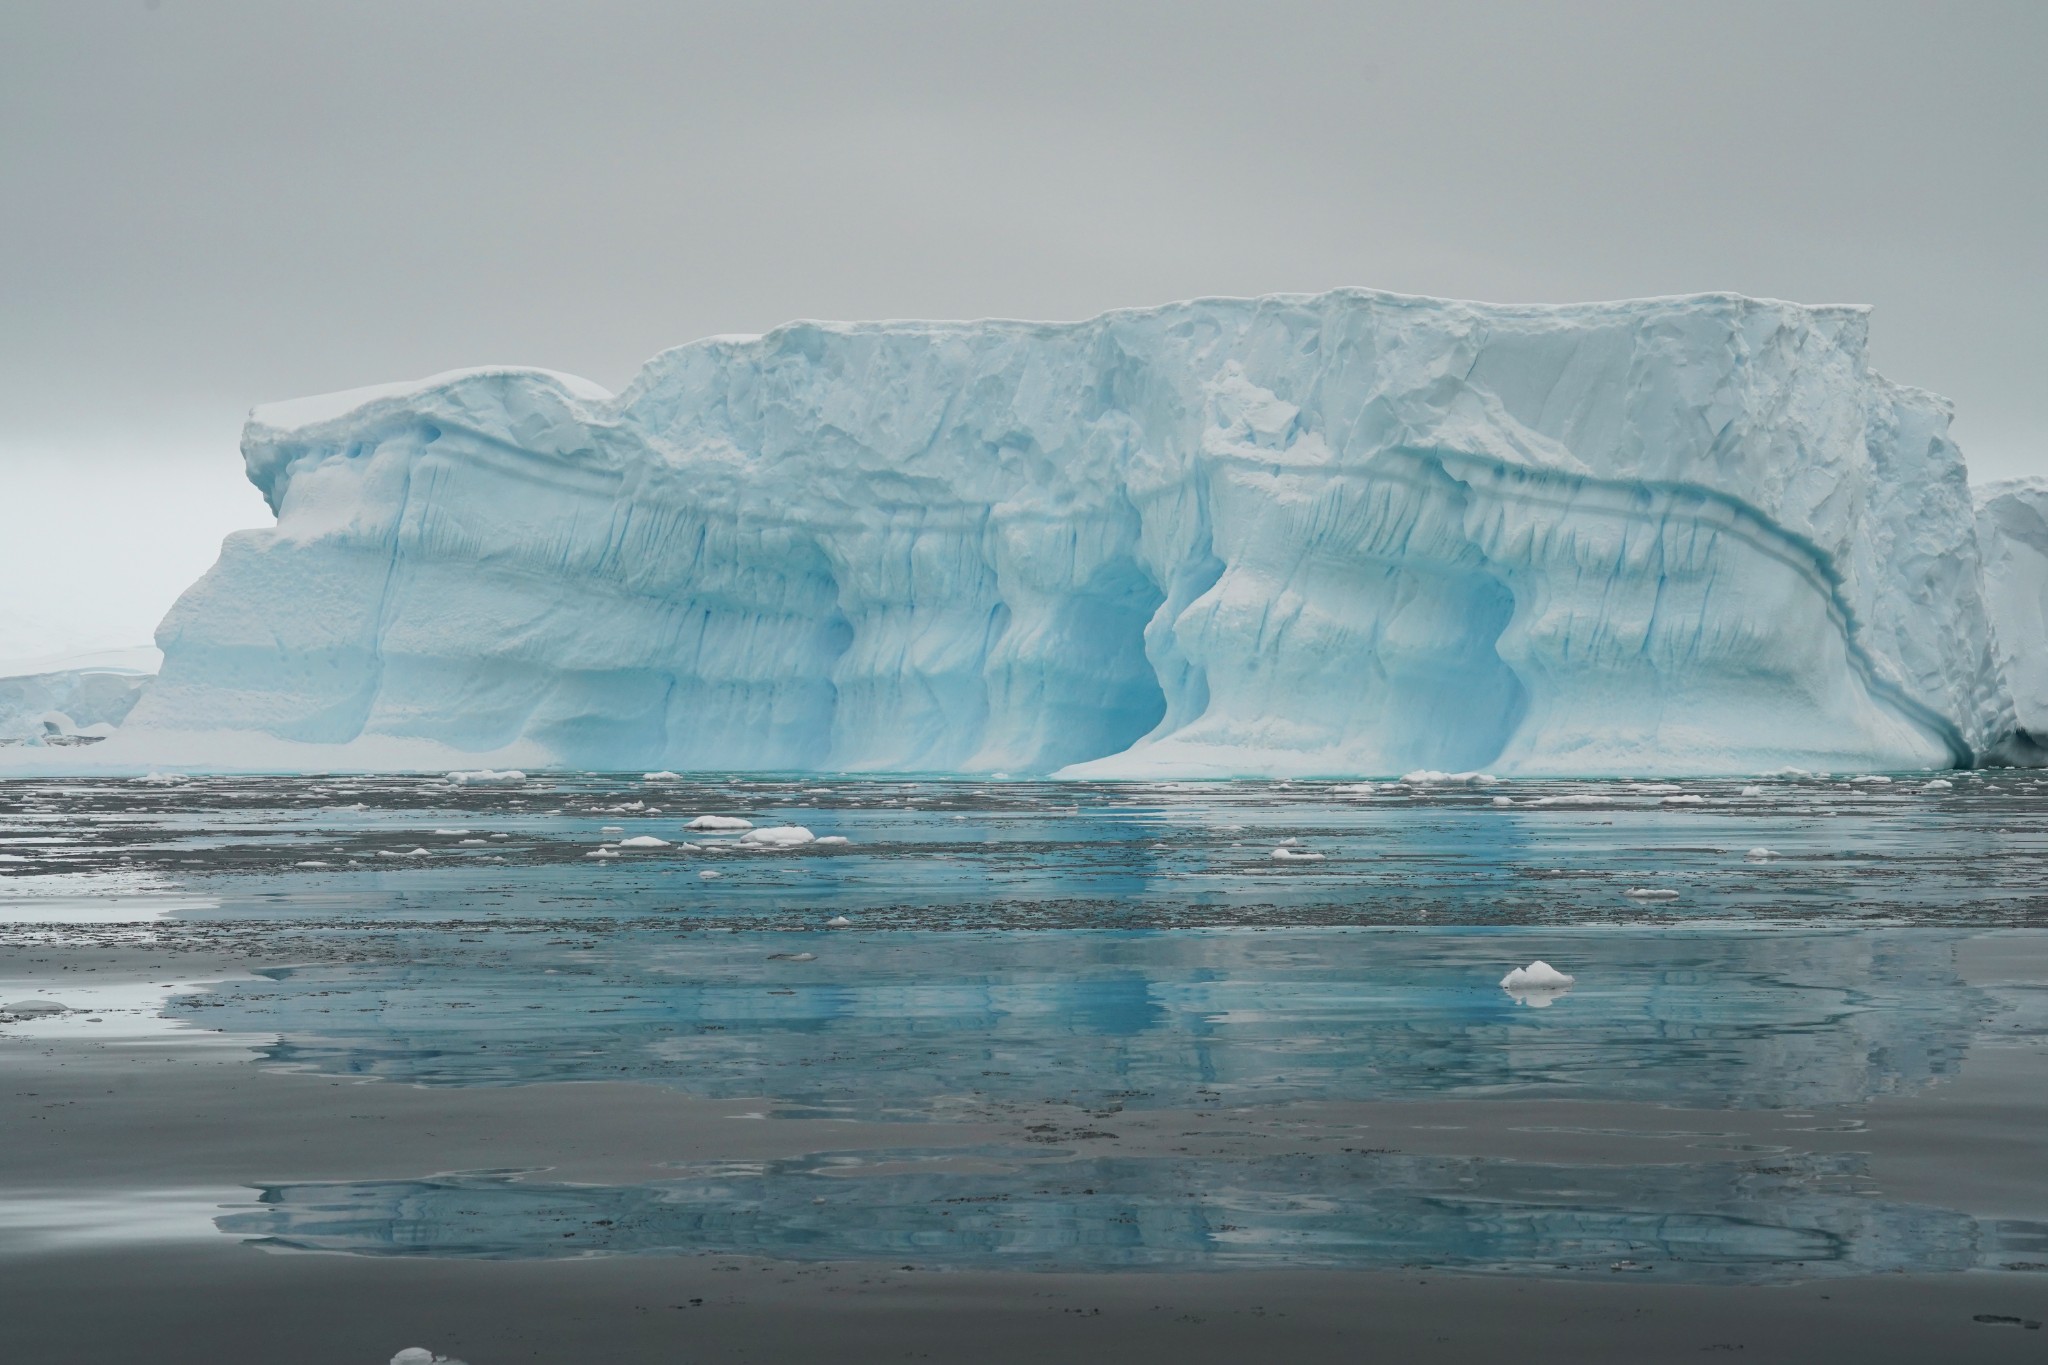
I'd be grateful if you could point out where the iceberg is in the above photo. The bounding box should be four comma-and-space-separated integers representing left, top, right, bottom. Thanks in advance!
1974, 479, 2048, 762
97, 289, 2027, 776
0, 660, 153, 747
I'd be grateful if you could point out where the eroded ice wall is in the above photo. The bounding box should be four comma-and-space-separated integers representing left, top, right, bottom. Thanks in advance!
120, 292, 2008, 775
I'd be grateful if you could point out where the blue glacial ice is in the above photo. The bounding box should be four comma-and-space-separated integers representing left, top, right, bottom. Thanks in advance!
94, 289, 2041, 776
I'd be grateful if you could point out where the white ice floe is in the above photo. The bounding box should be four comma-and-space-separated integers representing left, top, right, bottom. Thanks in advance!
1500, 960, 1574, 989
642, 771, 681, 781
0, 1000, 71, 1020
585, 848, 619, 860
739, 826, 815, 847
432, 829, 469, 836
1922, 778, 1954, 790
686, 815, 754, 831
1527, 794, 1613, 806
1500, 960, 1575, 1007
1622, 887, 1681, 899
616, 835, 671, 848
767, 951, 817, 962
446, 769, 524, 785
1850, 774, 1894, 784
1491, 795, 1514, 806
1402, 770, 1498, 786
1739, 785, 1764, 796
826, 915, 853, 928
1330, 782, 1377, 795
698, 870, 722, 879
1659, 794, 1705, 805
814, 835, 851, 846
1745, 847, 1776, 860
1270, 847, 1325, 861
377, 847, 432, 858
390, 1350, 468, 1365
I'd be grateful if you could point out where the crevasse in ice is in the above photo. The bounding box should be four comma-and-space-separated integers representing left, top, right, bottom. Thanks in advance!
117, 290, 2024, 776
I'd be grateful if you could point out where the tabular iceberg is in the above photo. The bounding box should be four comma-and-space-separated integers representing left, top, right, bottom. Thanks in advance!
109, 289, 2020, 776
1975, 478, 2048, 762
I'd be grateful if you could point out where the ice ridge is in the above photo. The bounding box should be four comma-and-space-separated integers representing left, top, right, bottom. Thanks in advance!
108, 289, 2016, 776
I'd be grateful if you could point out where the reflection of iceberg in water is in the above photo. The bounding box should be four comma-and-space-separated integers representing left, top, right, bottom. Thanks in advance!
217, 1151, 2048, 1284
173, 929, 1988, 1114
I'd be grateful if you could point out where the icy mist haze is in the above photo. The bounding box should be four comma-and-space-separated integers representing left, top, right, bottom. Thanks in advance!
2, 1, 2046, 664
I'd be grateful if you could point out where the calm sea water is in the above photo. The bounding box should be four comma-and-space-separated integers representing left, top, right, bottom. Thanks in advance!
5, 772, 2048, 1282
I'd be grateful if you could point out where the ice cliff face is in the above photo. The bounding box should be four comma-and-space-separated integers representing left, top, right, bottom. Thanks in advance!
0, 667, 152, 746
1974, 479, 2048, 761
123, 291, 2011, 776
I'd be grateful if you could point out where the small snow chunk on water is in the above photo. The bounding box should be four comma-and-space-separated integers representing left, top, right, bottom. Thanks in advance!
391, 1351, 467, 1365
1739, 785, 1764, 796
1491, 795, 1514, 806
1331, 782, 1376, 795
432, 829, 470, 836
1745, 847, 1776, 861
814, 835, 851, 846
294, 860, 330, 868
826, 915, 853, 928
134, 771, 186, 785
1402, 770, 1498, 786
1660, 794, 1705, 805
617, 835, 671, 848
1623, 887, 1681, 899
1922, 778, 1953, 790
586, 848, 619, 860
1271, 847, 1325, 861
740, 826, 816, 847
766, 951, 817, 962
698, 870, 722, 879
1500, 961, 1574, 990
447, 769, 524, 785
1850, 775, 1893, 784
687, 815, 754, 831
378, 847, 433, 858
642, 771, 681, 781
1528, 794, 1613, 806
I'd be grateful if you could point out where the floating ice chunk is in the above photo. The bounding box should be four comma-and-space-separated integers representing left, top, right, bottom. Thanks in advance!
687, 815, 754, 831
432, 829, 469, 836
825, 915, 853, 928
1, 1000, 70, 1019
617, 835, 671, 848
390, 1351, 468, 1365
1527, 794, 1613, 806
698, 870, 722, 879
739, 826, 815, 847
1623, 887, 1680, 899
642, 771, 681, 781
134, 771, 186, 785
585, 848, 619, 860
294, 860, 329, 868
458, 838, 488, 845
1922, 778, 1953, 790
1402, 770, 1498, 786
1501, 960, 1574, 1008
1500, 960, 1574, 989
599, 825, 624, 833
814, 835, 851, 846
1660, 795, 1705, 806
1739, 785, 1764, 796
447, 769, 524, 785
1491, 795, 1514, 806
1850, 774, 1893, 784
1628, 783, 1684, 794
766, 951, 816, 962
1745, 846, 1776, 860
1330, 782, 1377, 795
1270, 847, 1325, 861
377, 847, 433, 858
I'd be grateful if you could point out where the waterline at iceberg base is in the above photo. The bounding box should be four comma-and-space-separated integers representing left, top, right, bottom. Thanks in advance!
88, 289, 2037, 777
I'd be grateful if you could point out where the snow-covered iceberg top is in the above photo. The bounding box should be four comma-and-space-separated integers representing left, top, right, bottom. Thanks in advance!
108, 289, 2019, 777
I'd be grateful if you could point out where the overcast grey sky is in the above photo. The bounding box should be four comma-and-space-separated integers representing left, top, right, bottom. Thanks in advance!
3, 0, 2044, 660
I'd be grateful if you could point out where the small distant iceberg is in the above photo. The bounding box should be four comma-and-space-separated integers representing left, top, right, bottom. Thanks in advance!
739, 825, 815, 848
687, 815, 754, 831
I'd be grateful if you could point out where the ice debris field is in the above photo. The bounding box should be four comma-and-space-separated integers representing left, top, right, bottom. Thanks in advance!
10, 288, 2048, 778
